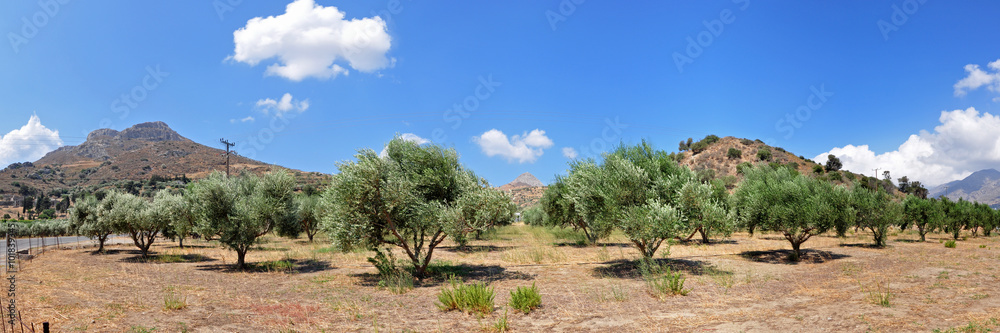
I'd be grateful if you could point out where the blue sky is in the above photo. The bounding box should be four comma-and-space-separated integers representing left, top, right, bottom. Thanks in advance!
2, 0, 1000, 187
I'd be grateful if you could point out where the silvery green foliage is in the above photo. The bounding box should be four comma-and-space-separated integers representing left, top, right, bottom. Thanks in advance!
321, 136, 512, 278
69, 195, 114, 252
448, 178, 517, 247
539, 175, 606, 243
188, 170, 296, 268
275, 193, 323, 242
559, 141, 725, 258
102, 190, 166, 258
851, 186, 902, 247
149, 190, 192, 248
903, 196, 941, 242
732, 164, 841, 260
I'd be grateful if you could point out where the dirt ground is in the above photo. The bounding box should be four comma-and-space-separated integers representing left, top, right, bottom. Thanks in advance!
7, 225, 1000, 332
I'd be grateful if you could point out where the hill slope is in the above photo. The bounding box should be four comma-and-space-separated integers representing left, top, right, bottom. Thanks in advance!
929, 169, 1000, 207
0, 121, 328, 199
499, 172, 546, 209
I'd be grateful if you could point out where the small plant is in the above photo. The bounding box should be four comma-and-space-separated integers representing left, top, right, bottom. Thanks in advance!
862, 280, 892, 307
260, 259, 294, 272
509, 283, 542, 314
368, 250, 414, 294
639, 259, 690, 298
979, 244, 987, 249
163, 286, 187, 310
945, 240, 957, 248
128, 326, 157, 333
437, 277, 495, 315
493, 309, 510, 332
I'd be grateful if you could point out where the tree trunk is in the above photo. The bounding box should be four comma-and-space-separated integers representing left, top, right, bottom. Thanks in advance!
699, 228, 710, 244
790, 241, 802, 262
179, 237, 184, 248
236, 250, 247, 269
306, 232, 314, 243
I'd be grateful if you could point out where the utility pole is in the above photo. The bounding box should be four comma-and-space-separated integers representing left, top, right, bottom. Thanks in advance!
220, 138, 236, 177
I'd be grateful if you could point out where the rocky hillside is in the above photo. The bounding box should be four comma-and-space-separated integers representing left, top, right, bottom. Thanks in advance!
499, 172, 546, 209
929, 169, 1000, 207
0, 122, 329, 199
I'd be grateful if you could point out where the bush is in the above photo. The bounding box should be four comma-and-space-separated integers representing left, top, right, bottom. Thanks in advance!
726, 148, 742, 159
437, 278, 495, 315
944, 240, 957, 248
812, 164, 825, 174
829, 171, 843, 182
163, 286, 187, 310
690, 141, 709, 154
736, 162, 753, 175
756, 147, 772, 161
369, 250, 414, 294
740, 138, 753, 145
509, 283, 542, 314
845, 172, 856, 181
639, 259, 690, 298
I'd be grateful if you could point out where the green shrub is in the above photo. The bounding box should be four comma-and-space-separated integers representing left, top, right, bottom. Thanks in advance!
756, 147, 772, 161
368, 250, 414, 294
740, 138, 754, 145
812, 164, 825, 174
509, 283, 542, 314
494, 309, 510, 332
726, 148, 742, 159
944, 240, 957, 248
437, 278, 495, 315
736, 162, 753, 174
845, 172, 856, 181
638, 259, 690, 298
690, 141, 709, 154
829, 171, 843, 182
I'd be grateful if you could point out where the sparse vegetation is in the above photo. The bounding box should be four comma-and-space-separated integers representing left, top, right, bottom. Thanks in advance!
436, 278, 496, 315
509, 283, 542, 314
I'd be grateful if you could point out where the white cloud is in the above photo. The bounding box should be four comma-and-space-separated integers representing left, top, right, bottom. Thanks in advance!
0, 114, 63, 167
954, 59, 1000, 97
229, 0, 393, 81
380, 133, 430, 157
474, 129, 554, 163
815, 107, 1000, 186
562, 147, 578, 159
230, 116, 255, 124
256, 93, 309, 117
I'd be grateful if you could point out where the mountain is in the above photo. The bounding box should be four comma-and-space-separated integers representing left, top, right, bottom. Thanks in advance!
499, 172, 546, 209
0, 121, 328, 199
501, 172, 544, 189
676, 136, 832, 182
929, 169, 1000, 206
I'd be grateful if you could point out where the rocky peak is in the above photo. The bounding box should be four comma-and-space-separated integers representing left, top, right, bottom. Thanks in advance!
509, 172, 544, 188
118, 121, 184, 142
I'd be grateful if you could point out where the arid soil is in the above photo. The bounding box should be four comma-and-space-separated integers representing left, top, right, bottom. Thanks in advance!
8, 225, 1000, 332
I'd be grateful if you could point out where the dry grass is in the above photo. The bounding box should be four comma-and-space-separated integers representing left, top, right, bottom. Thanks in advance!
6, 225, 1000, 331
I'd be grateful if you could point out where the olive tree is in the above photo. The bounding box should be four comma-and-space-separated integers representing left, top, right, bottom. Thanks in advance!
903, 196, 942, 242
103, 190, 167, 258
189, 170, 296, 269
276, 193, 322, 242
69, 195, 113, 253
677, 180, 731, 243
851, 186, 902, 247
539, 175, 612, 244
448, 182, 517, 249
321, 137, 509, 278
732, 164, 842, 261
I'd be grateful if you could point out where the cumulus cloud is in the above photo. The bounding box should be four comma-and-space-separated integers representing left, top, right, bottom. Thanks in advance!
256, 93, 309, 117
229, 0, 393, 81
954, 59, 1000, 97
562, 147, 578, 159
474, 129, 554, 163
814, 107, 1000, 186
0, 115, 63, 167
379, 133, 430, 157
